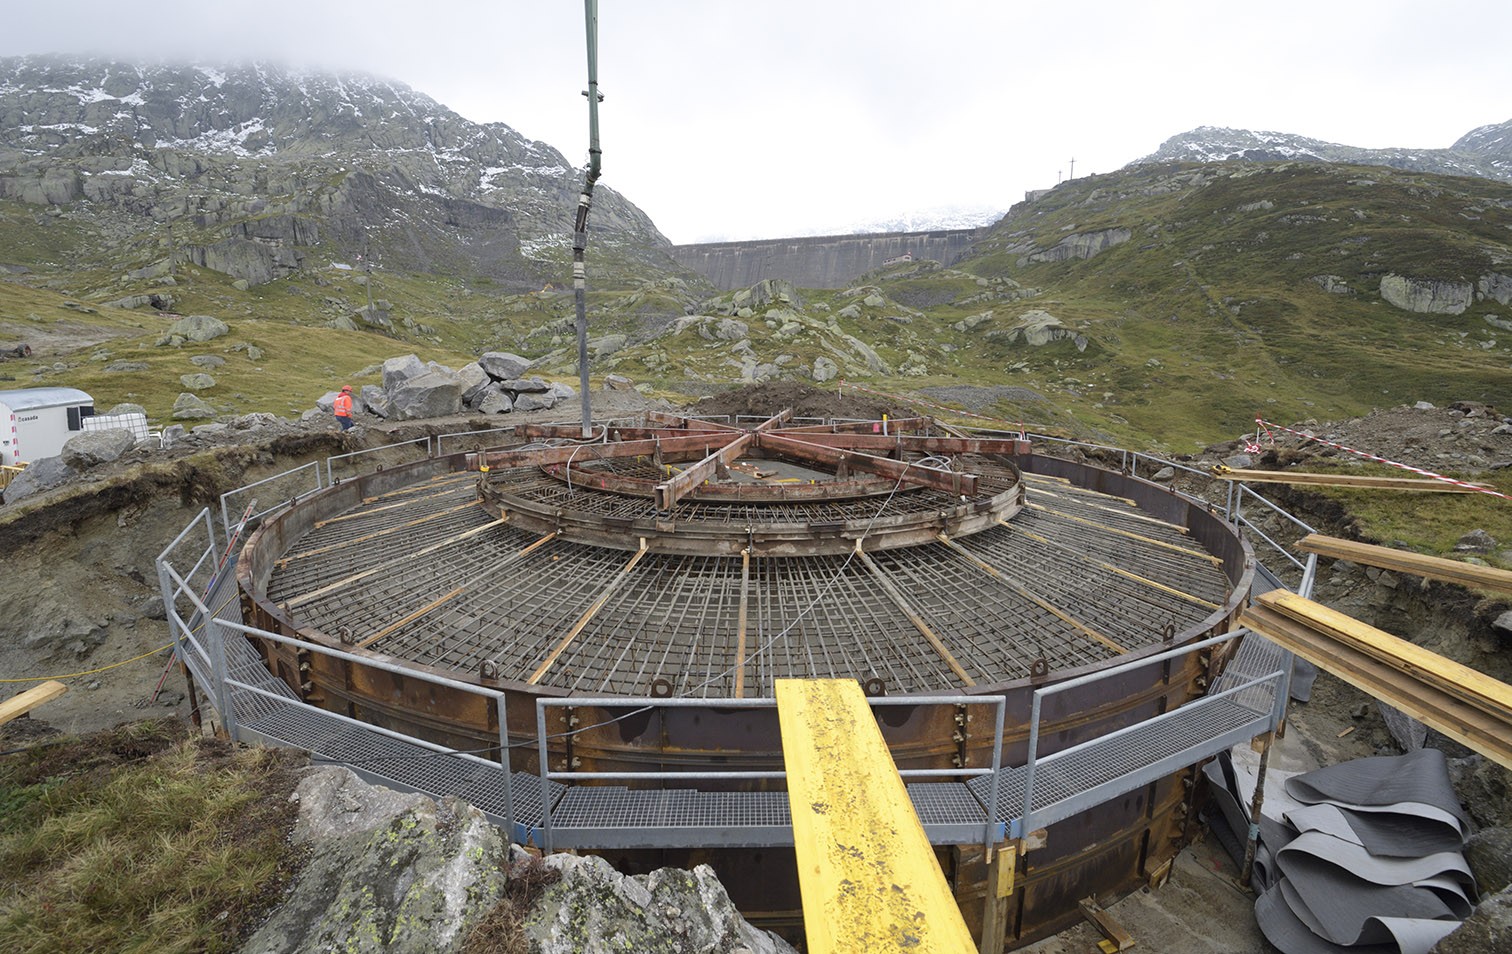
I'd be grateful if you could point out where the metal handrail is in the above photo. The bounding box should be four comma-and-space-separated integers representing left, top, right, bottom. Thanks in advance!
220, 461, 323, 537
1019, 628, 1283, 832
535, 693, 1008, 853
324, 435, 431, 486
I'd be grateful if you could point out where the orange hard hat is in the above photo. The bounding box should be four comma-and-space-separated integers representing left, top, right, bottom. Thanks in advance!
341, 385, 352, 392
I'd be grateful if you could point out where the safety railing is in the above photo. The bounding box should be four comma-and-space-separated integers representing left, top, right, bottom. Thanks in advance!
434, 425, 517, 457
535, 693, 1008, 852
156, 517, 526, 837
219, 460, 323, 538
324, 435, 432, 486
1017, 628, 1289, 834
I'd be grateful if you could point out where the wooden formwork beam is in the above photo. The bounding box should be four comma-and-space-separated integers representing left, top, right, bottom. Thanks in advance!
1240, 593, 1512, 770
0, 680, 67, 727
1215, 467, 1492, 493
759, 433, 979, 496
1295, 534, 1512, 596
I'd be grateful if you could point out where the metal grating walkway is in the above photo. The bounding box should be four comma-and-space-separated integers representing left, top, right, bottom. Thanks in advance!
177, 546, 1286, 849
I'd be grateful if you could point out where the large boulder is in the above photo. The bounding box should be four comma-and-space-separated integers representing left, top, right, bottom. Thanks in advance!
476, 390, 514, 415
512, 392, 555, 413
457, 362, 493, 408
160, 315, 230, 346
390, 370, 463, 420
998, 309, 1087, 349
1379, 274, 1474, 315
359, 384, 392, 419
382, 354, 427, 391
60, 429, 135, 469
526, 854, 797, 954
236, 767, 508, 954
171, 393, 218, 420
478, 352, 534, 381
1, 456, 75, 502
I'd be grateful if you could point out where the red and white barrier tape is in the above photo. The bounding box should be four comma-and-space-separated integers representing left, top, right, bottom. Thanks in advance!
1254, 416, 1512, 501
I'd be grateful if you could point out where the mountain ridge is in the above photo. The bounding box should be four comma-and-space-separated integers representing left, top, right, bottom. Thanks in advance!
1135, 120, 1512, 184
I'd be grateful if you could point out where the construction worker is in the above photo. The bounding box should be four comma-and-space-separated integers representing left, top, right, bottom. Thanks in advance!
333, 385, 355, 431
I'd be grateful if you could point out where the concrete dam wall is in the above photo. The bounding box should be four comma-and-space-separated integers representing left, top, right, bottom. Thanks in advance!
670, 228, 982, 291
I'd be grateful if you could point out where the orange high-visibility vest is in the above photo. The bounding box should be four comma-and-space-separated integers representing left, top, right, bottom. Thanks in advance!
334, 392, 353, 417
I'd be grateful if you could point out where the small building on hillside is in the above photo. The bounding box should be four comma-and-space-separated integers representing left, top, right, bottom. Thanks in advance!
0, 387, 96, 466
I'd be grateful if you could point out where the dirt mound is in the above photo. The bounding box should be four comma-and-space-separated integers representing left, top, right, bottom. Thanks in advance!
687, 382, 915, 421
1250, 401, 1512, 475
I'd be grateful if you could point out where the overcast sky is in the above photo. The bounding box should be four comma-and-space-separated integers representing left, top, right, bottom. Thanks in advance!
4, 1, 1511, 243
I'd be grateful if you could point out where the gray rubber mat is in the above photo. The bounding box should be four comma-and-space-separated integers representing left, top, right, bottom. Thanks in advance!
1284, 802, 1465, 859
1207, 747, 1477, 952
1257, 881, 1398, 954
1277, 841, 1461, 944
1283, 748, 1470, 835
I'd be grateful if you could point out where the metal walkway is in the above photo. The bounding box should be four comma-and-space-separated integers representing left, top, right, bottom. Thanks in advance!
160, 507, 1290, 852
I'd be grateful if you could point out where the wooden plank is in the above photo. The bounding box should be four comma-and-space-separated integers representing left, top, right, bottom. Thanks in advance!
1294, 534, 1512, 596
777, 679, 976, 954
1240, 604, 1512, 770
0, 681, 68, 727
1080, 897, 1136, 951
1257, 591, 1512, 723
1215, 468, 1492, 492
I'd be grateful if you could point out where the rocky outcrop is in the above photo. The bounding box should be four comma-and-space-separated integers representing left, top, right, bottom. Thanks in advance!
1479, 272, 1512, 306
1379, 274, 1475, 315
527, 854, 797, 954
0, 55, 669, 287
1021, 227, 1132, 264
237, 767, 508, 954
993, 309, 1088, 350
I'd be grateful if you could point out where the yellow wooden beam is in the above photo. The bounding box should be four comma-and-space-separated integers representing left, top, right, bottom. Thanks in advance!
0, 680, 68, 727
1258, 591, 1512, 722
1240, 600, 1512, 770
1215, 467, 1492, 493
777, 679, 976, 954
1295, 534, 1512, 596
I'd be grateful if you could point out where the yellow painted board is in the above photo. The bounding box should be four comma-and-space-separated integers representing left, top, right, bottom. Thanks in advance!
776, 678, 976, 954
0, 680, 67, 727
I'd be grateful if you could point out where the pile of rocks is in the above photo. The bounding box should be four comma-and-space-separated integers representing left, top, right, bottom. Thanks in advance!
317, 351, 576, 422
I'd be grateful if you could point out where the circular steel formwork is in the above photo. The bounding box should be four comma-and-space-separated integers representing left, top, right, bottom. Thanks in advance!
236, 413, 1253, 947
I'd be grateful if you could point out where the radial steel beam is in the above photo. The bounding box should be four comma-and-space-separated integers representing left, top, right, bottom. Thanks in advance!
469, 433, 736, 471
769, 433, 1030, 456
758, 433, 978, 496
644, 410, 745, 432
653, 433, 755, 511
778, 417, 936, 435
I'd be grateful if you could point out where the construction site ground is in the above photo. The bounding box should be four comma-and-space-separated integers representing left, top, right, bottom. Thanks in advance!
1, 383, 1505, 951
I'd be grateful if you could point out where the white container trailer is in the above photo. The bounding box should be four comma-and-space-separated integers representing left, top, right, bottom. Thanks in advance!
0, 387, 96, 466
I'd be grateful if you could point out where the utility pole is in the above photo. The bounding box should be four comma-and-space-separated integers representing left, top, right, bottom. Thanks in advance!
1068, 157, 1076, 180
573, 0, 604, 438
363, 238, 375, 317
